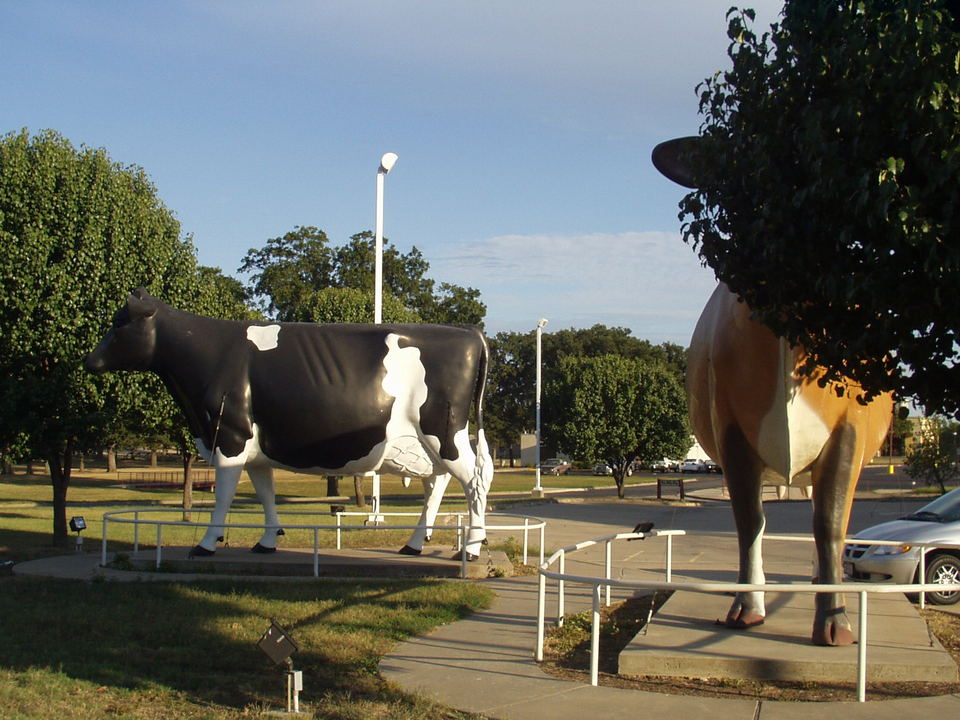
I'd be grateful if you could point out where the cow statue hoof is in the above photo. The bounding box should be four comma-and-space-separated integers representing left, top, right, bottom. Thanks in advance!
188, 545, 215, 558
453, 549, 480, 562
251, 543, 277, 554
398, 545, 422, 556
812, 609, 854, 646
719, 601, 765, 629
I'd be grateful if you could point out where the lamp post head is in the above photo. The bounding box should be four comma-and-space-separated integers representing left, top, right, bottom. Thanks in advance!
537, 318, 549, 329
379, 152, 399, 174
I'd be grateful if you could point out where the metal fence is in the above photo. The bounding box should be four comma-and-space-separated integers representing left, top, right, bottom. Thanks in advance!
100, 507, 546, 579
536, 529, 960, 702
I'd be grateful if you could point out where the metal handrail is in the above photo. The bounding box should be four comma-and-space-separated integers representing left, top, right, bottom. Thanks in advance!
536, 529, 960, 702
100, 507, 546, 579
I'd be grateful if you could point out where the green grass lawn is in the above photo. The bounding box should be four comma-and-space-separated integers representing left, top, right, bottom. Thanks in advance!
0, 576, 493, 719
0, 463, 598, 562
0, 464, 501, 719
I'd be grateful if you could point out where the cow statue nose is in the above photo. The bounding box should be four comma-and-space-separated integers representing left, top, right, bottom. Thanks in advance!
83, 352, 104, 374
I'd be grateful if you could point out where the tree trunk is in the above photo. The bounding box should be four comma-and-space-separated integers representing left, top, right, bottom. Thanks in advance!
150, 450, 158, 468
78, 455, 85, 472
2, 458, 12, 475
614, 465, 627, 499
26, 459, 35, 475
353, 476, 366, 509
47, 446, 73, 548
107, 445, 117, 472
326, 475, 340, 497
182, 453, 196, 521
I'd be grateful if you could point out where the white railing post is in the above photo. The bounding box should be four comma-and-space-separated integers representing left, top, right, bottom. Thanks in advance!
313, 528, 319, 577
461, 525, 469, 578
604, 539, 612, 607
536, 571, 547, 661
858, 590, 868, 702
456, 513, 463, 552
155, 525, 163, 570
336, 512, 342, 550
557, 550, 566, 626
522, 517, 529, 566
919, 546, 928, 609
133, 510, 140, 554
539, 525, 545, 566
590, 583, 602, 686
665, 533, 673, 583
101, 515, 108, 567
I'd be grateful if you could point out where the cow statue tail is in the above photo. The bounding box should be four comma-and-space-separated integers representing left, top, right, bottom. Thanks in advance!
460, 332, 494, 559
473, 333, 494, 496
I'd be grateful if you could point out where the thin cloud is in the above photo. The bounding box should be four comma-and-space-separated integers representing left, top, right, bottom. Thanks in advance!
432, 230, 718, 344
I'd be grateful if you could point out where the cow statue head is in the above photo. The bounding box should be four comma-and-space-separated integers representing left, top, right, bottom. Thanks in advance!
84, 288, 161, 374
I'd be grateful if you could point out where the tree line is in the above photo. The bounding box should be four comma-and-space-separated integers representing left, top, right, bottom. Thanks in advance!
0, 129, 691, 544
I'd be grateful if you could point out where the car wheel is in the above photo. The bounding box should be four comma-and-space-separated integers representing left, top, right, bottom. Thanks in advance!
924, 554, 960, 605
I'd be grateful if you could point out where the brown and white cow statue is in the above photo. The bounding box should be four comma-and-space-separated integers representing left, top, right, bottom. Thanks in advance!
654, 138, 893, 646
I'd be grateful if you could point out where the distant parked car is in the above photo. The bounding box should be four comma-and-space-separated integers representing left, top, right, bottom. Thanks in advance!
652, 458, 681, 473
704, 460, 722, 474
681, 458, 707, 473
594, 463, 632, 477
540, 458, 572, 476
844, 487, 960, 605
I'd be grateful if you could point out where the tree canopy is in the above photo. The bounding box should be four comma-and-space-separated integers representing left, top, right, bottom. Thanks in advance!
0, 129, 245, 544
485, 325, 687, 462
543, 355, 691, 496
678, 1, 960, 416
0, 131, 174, 539
239, 226, 486, 325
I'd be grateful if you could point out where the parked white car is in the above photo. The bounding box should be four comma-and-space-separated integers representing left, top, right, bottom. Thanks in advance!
681, 458, 707, 473
843, 487, 960, 605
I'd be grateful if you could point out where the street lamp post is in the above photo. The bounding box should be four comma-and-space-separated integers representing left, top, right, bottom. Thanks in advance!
374, 152, 398, 324
533, 318, 548, 496
371, 152, 398, 521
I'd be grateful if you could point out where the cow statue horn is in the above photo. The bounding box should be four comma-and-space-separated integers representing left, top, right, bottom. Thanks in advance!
651, 136, 701, 189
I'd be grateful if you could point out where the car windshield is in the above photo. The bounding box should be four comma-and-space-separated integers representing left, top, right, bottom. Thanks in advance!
901, 487, 960, 523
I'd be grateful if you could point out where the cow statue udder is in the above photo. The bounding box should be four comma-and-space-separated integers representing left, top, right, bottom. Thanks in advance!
654, 138, 893, 646
85, 289, 494, 560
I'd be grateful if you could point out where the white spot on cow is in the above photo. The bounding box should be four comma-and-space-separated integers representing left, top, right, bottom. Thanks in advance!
756, 338, 830, 486
246, 325, 281, 351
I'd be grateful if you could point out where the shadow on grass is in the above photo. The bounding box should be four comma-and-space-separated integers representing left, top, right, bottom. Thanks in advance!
0, 574, 491, 711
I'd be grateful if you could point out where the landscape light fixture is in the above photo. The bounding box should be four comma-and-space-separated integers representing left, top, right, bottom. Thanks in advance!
69, 516, 86, 552
258, 619, 303, 713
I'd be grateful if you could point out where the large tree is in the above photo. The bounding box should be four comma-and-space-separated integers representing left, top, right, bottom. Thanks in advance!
543, 355, 691, 497
485, 325, 686, 463
0, 129, 203, 545
239, 226, 486, 325
678, 1, 960, 416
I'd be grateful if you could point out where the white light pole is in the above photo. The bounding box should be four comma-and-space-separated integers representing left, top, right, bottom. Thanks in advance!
533, 318, 548, 496
371, 152, 397, 522
374, 152, 398, 324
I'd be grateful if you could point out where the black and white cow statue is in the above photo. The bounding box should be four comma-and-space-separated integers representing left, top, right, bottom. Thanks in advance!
84, 288, 494, 559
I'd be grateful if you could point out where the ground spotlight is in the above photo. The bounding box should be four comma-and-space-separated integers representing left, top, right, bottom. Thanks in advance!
258, 619, 303, 713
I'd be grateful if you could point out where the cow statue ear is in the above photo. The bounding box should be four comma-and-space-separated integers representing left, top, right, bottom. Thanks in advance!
126, 288, 159, 319
651, 136, 701, 189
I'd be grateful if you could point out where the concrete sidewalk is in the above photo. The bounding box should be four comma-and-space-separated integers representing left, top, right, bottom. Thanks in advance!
13, 491, 960, 718
381, 574, 960, 720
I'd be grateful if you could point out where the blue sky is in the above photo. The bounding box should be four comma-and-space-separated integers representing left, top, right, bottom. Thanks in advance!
3, 1, 784, 345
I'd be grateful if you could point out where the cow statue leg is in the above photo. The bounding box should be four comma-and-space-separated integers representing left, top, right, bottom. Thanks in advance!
399, 473, 452, 555
190, 464, 243, 557
444, 429, 494, 560
720, 429, 767, 628
809, 423, 859, 646
247, 464, 283, 554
